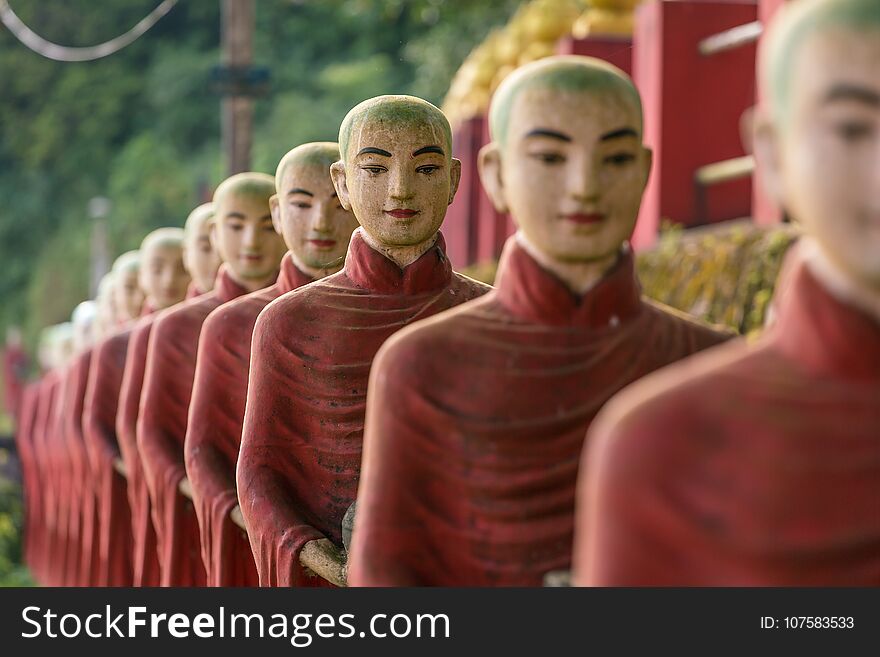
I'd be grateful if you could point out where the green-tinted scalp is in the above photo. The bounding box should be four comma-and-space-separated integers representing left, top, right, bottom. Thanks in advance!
275, 142, 341, 190
489, 55, 642, 147
338, 95, 453, 162
141, 227, 185, 252
185, 203, 215, 236
111, 250, 141, 274
213, 172, 275, 205
763, 0, 880, 120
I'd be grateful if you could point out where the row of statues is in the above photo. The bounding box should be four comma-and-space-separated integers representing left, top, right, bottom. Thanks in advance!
14, 0, 879, 587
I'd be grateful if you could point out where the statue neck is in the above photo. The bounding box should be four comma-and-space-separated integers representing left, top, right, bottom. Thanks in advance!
359, 228, 438, 270
515, 232, 622, 296
226, 269, 276, 294
288, 250, 343, 280
802, 238, 880, 325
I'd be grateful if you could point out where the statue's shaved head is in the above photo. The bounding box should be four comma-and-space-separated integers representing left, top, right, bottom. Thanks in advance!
489, 55, 642, 147
213, 172, 275, 206
761, 0, 880, 121
338, 95, 452, 163
111, 250, 141, 274
184, 203, 215, 236
275, 142, 341, 190
141, 227, 185, 253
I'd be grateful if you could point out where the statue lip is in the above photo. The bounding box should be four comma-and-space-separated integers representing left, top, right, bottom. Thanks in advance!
385, 208, 419, 219
562, 212, 605, 225
308, 239, 337, 248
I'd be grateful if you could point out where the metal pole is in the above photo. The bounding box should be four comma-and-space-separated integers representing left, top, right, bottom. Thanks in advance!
221, 0, 254, 175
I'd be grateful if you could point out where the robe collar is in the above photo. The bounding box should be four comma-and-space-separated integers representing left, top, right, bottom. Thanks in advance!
277, 253, 314, 295
186, 282, 204, 299
495, 237, 643, 328
774, 259, 880, 381
343, 229, 452, 295
213, 265, 252, 304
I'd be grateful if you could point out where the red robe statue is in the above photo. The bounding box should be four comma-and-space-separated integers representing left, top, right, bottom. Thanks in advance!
349, 238, 731, 586
3, 342, 28, 422
61, 349, 99, 586
83, 329, 134, 586
186, 254, 313, 587
117, 292, 201, 586
36, 371, 64, 585
138, 267, 254, 586
15, 382, 40, 574
238, 231, 491, 587
574, 257, 880, 585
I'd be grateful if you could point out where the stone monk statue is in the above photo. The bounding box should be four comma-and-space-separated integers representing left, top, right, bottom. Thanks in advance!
347, 56, 732, 587
138, 174, 286, 587
573, 0, 880, 586
185, 142, 359, 586
237, 95, 491, 586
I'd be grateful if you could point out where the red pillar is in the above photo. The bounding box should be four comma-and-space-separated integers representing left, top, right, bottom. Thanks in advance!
631, 0, 759, 250
445, 117, 484, 268
555, 35, 633, 75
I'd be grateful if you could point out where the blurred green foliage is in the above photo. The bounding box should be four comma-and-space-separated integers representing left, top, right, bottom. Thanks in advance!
0, 477, 34, 586
0, 0, 520, 356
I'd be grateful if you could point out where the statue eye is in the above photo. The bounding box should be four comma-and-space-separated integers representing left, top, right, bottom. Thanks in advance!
416, 165, 440, 175
360, 165, 387, 175
529, 152, 566, 164
836, 121, 872, 142
293, 202, 312, 209
603, 152, 636, 166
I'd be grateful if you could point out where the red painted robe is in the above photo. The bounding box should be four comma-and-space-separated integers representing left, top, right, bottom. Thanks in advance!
113, 295, 198, 587
349, 238, 732, 586
58, 349, 99, 586
83, 329, 135, 586
15, 382, 40, 573
238, 231, 491, 587
4, 343, 28, 422
185, 254, 313, 587
34, 371, 63, 585
573, 257, 880, 586
138, 268, 255, 587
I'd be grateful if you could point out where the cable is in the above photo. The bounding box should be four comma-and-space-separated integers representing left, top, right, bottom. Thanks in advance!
0, 0, 178, 62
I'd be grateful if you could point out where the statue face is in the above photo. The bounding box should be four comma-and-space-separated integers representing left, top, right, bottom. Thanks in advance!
271, 163, 359, 270
140, 243, 189, 311
184, 216, 222, 293
333, 121, 461, 248
757, 26, 880, 289
114, 268, 144, 322
482, 86, 650, 264
212, 192, 286, 283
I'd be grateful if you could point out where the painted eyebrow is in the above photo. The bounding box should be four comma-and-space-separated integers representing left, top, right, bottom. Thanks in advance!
287, 188, 314, 197
358, 147, 392, 157
413, 145, 445, 157
524, 128, 572, 142
600, 127, 639, 141
225, 212, 246, 220
823, 84, 880, 107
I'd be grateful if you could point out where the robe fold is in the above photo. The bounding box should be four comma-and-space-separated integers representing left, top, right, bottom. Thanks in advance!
27, 375, 55, 584
238, 230, 491, 587
186, 254, 313, 587
117, 316, 164, 586
348, 237, 731, 586
573, 256, 880, 586
83, 330, 134, 586
56, 350, 98, 586
35, 371, 63, 585
138, 267, 254, 586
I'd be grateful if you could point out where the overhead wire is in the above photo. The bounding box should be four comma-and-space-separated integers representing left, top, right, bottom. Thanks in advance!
0, 0, 178, 62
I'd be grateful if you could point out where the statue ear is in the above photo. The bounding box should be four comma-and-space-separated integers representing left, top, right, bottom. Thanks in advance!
269, 194, 282, 235
477, 142, 509, 214
330, 161, 352, 211
447, 158, 462, 206
752, 111, 784, 207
